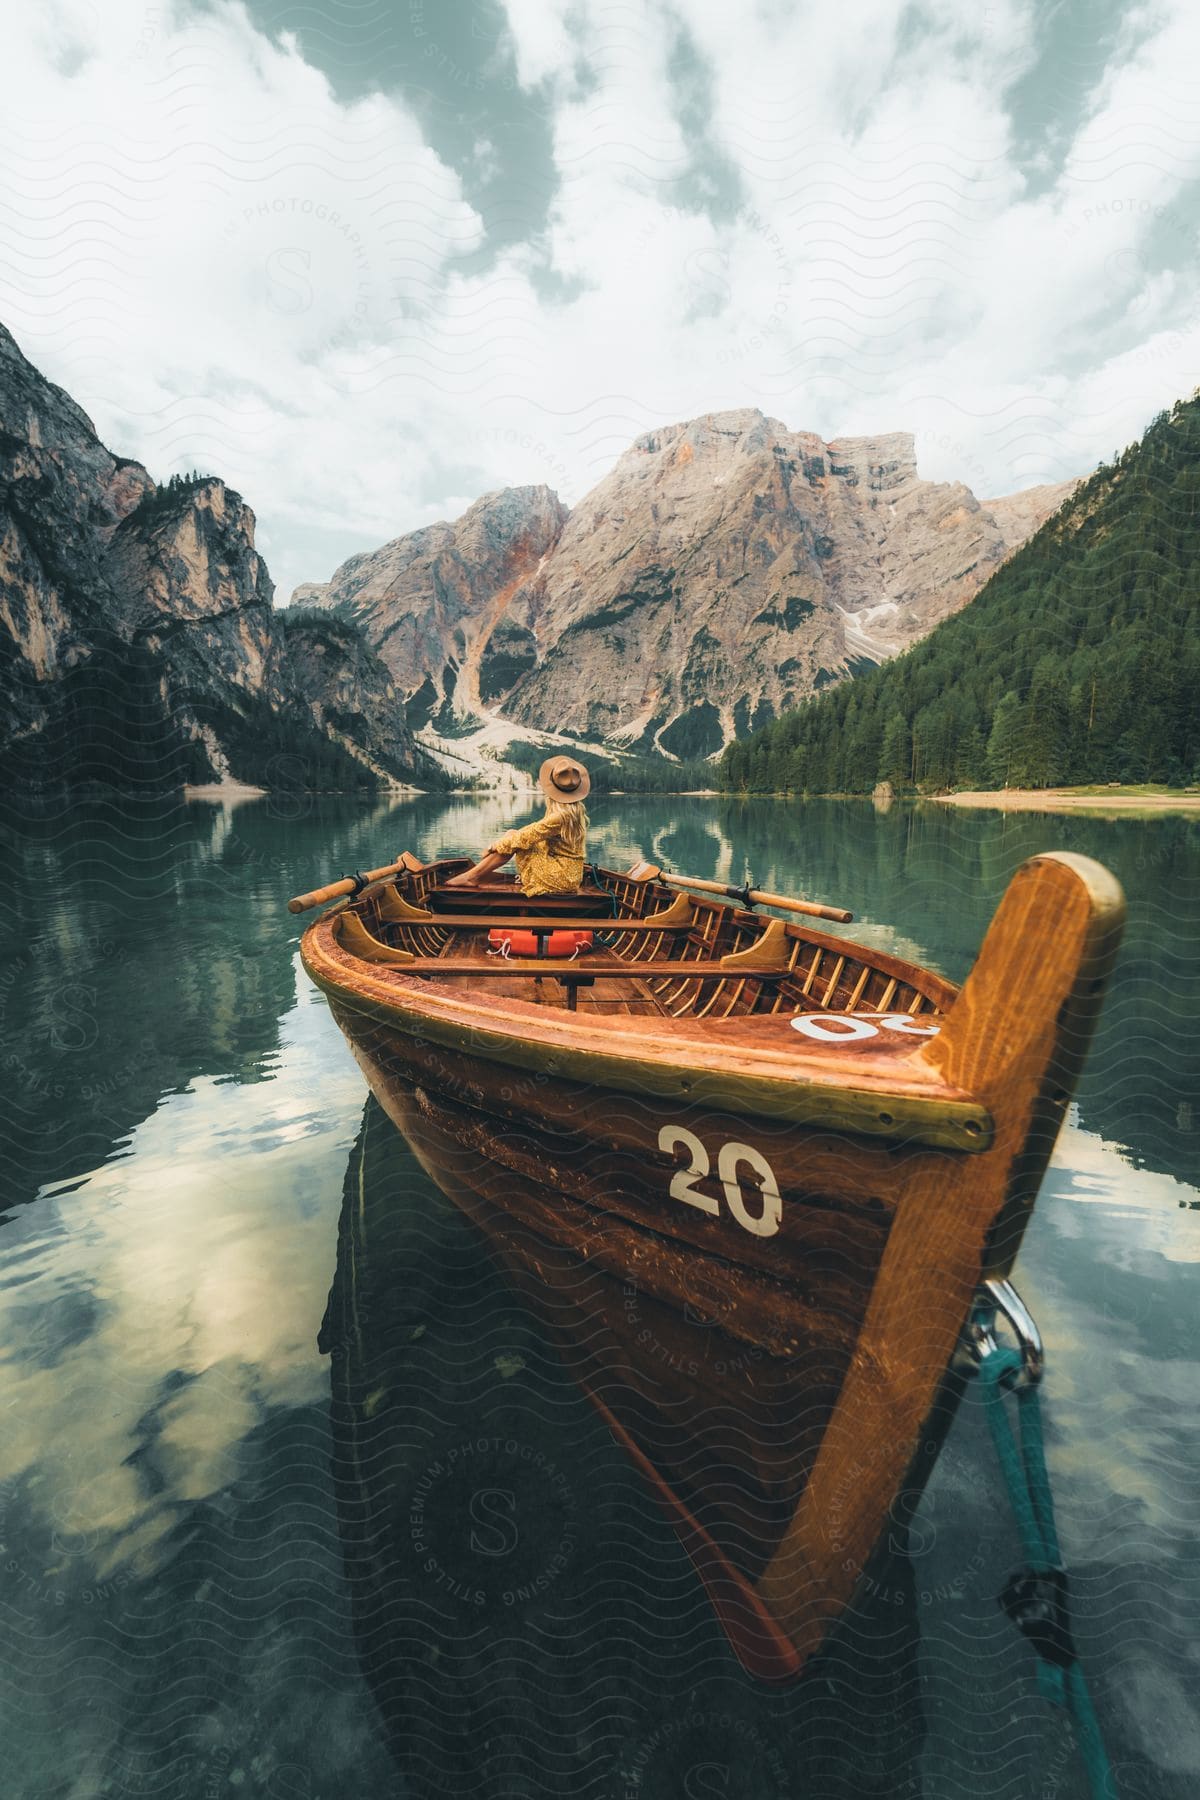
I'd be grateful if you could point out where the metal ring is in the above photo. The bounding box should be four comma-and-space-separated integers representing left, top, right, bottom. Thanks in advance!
965, 1277, 1044, 1386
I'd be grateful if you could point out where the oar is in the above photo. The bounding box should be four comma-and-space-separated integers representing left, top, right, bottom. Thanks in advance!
659, 870, 853, 924
289, 855, 414, 915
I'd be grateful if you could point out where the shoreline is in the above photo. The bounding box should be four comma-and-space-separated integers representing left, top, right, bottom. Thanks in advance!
933, 788, 1200, 814
183, 780, 269, 802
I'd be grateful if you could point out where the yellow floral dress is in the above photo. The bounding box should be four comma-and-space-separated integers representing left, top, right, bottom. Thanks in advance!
489, 815, 585, 897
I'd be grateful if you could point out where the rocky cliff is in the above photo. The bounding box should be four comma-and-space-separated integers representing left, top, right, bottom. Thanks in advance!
293, 484, 567, 731
0, 323, 428, 791
276, 608, 418, 784
298, 411, 1075, 758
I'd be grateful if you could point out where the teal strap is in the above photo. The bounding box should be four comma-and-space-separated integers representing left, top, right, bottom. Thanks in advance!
978, 1350, 1118, 1797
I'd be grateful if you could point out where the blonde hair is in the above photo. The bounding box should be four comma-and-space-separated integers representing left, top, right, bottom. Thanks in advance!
544, 798, 588, 857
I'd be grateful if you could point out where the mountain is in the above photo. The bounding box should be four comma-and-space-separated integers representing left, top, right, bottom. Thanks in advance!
0, 324, 431, 792
292, 485, 567, 733
295, 410, 1075, 758
719, 396, 1200, 794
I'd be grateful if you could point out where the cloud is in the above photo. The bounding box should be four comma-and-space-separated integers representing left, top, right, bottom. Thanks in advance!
500, 0, 576, 88
0, 0, 485, 593
2, 0, 1198, 601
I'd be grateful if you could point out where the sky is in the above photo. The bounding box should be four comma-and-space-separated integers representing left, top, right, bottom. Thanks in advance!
3, 0, 1199, 604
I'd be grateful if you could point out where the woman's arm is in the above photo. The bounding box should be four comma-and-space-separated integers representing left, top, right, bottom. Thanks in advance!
443, 814, 556, 888
489, 816, 556, 856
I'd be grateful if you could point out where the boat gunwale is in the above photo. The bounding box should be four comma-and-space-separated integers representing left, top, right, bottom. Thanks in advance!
301, 907, 994, 1152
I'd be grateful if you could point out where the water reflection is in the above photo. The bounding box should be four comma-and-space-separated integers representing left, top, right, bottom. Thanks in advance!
0, 793, 1196, 1796
916, 1122, 1200, 1800
0, 957, 390, 1795
321, 1097, 927, 1799
0, 794, 402, 1213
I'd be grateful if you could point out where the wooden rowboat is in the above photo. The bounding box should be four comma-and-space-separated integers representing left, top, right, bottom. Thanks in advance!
296, 848, 1125, 1679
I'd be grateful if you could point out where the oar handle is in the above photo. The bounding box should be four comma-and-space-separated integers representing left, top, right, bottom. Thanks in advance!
288, 855, 410, 915
749, 888, 853, 924
662, 873, 734, 897
662, 872, 853, 924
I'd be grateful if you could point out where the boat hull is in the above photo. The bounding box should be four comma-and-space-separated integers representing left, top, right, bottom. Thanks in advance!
304, 849, 1126, 1677
320, 1100, 931, 1789
332, 999, 903, 1333
332, 1005, 974, 1677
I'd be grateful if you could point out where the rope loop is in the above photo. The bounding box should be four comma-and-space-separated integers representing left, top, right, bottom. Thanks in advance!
975, 1327, 1118, 1796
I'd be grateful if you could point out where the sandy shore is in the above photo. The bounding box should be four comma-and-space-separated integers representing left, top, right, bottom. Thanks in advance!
934, 788, 1200, 814
183, 781, 269, 802
183, 780, 426, 801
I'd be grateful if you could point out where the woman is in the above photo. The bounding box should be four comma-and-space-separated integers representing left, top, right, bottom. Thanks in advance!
446, 756, 590, 895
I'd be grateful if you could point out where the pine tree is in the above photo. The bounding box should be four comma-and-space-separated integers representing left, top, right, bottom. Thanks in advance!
1024, 657, 1070, 786
956, 723, 987, 788
986, 691, 1023, 787
876, 711, 909, 788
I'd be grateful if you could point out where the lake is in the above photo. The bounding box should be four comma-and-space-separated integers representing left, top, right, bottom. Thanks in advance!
0, 792, 1197, 1799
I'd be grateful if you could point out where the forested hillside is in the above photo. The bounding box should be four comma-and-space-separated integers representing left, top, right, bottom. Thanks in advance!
720, 396, 1200, 794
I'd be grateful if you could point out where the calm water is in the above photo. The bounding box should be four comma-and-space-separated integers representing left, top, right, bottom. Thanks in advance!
0, 793, 1197, 1799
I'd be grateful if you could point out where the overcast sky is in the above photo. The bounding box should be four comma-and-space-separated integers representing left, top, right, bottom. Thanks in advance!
4, 0, 1199, 603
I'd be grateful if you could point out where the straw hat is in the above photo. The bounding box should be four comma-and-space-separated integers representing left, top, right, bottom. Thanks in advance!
538, 754, 590, 803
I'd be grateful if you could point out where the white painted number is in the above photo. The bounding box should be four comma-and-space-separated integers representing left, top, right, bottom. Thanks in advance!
658, 1126, 719, 1214
790, 1011, 941, 1042
657, 1126, 782, 1238
718, 1141, 783, 1238
791, 1013, 880, 1042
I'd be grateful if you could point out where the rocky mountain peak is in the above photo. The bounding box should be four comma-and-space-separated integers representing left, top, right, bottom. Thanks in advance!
297, 413, 1079, 761
294, 483, 569, 731
101, 474, 275, 700
298, 408, 1079, 759
824, 431, 919, 492
501, 417, 1075, 755
0, 324, 153, 537
626, 408, 789, 459
0, 322, 431, 792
